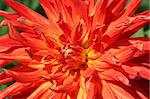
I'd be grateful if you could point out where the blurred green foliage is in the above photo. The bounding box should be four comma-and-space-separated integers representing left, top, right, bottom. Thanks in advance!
0, 0, 149, 90
3, 62, 20, 69
0, 81, 15, 90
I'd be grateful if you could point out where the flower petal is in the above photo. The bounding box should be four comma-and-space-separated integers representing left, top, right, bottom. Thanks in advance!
4, 69, 48, 83
0, 82, 29, 98
0, 10, 20, 20
4, 0, 49, 25
0, 77, 13, 85
0, 34, 22, 53
27, 81, 52, 99
120, 11, 150, 39
93, 0, 108, 26
101, 80, 117, 99
109, 83, 138, 99
120, 0, 142, 17
100, 69, 129, 86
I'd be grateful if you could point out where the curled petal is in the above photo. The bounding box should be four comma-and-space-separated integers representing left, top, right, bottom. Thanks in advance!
122, 63, 150, 80
4, 69, 48, 83
101, 11, 149, 49
120, 11, 150, 39
0, 34, 23, 53
51, 80, 78, 92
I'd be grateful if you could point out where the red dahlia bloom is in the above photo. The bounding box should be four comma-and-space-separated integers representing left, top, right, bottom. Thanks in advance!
0, 0, 150, 98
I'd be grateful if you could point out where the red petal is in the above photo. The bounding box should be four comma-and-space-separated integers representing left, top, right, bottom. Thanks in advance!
120, 11, 150, 39
101, 80, 117, 99
85, 76, 96, 99
105, 0, 128, 24
0, 34, 22, 53
121, 65, 138, 79
0, 77, 13, 85
80, 68, 94, 79
109, 83, 135, 99
9, 24, 50, 50
39, 0, 59, 22
0, 48, 30, 61
38, 89, 51, 99
64, 0, 88, 24
88, 0, 95, 16
0, 82, 29, 98
49, 92, 67, 99
0, 10, 20, 20
111, 0, 127, 15
71, 20, 84, 44
93, 0, 108, 26
51, 80, 78, 92
27, 82, 52, 99
4, 69, 48, 83
133, 66, 150, 80
4, 0, 49, 25
120, 0, 142, 17
100, 69, 129, 86
101, 16, 136, 49
8, 23, 26, 42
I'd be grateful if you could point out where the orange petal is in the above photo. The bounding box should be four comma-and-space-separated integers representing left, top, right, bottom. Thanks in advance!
88, 0, 95, 16
93, 0, 108, 26
101, 80, 117, 99
4, 0, 49, 25
110, 0, 127, 15
0, 34, 22, 53
0, 77, 13, 85
39, 0, 59, 22
120, 0, 142, 17
120, 11, 150, 39
51, 80, 78, 92
27, 82, 52, 99
0, 82, 29, 98
0, 10, 20, 20
109, 83, 136, 99
100, 69, 129, 86
85, 76, 96, 99
132, 65, 150, 80
4, 69, 48, 83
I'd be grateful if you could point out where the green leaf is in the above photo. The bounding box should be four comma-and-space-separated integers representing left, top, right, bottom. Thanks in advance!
0, 85, 7, 90
3, 62, 20, 69
0, 68, 4, 72
145, 29, 150, 37
0, 26, 8, 36
0, 81, 15, 91
131, 28, 144, 38
30, 0, 40, 10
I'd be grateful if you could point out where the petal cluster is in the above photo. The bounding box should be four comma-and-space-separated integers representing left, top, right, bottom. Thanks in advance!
0, 0, 149, 98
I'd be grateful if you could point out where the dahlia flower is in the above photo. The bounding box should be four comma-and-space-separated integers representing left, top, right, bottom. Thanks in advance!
0, 0, 149, 98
